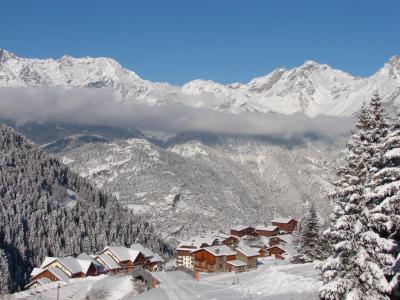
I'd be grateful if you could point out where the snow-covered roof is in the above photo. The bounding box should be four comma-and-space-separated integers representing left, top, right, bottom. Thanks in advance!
58, 256, 85, 274
150, 253, 165, 263
178, 235, 218, 249
96, 254, 120, 270
236, 245, 259, 257
267, 245, 286, 252
194, 245, 236, 257
268, 236, 288, 243
25, 277, 52, 289
214, 232, 232, 239
230, 225, 252, 231
130, 243, 154, 258
76, 253, 93, 261
103, 246, 141, 263
40, 256, 58, 268
227, 260, 247, 267
47, 267, 70, 281
271, 217, 296, 224
256, 225, 279, 231
30, 267, 44, 277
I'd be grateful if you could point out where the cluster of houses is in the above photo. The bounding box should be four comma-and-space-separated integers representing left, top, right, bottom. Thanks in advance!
176, 217, 298, 274
27, 244, 165, 290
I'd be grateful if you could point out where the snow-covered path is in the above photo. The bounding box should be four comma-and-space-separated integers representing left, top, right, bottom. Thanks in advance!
129, 271, 245, 300
129, 262, 321, 300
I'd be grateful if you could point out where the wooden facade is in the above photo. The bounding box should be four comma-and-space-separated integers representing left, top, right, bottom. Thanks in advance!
192, 249, 236, 273
271, 219, 298, 233
230, 226, 255, 237
255, 227, 279, 237
268, 236, 288, 247
221, 236, 239, 247
267, 246, 286, 257
258, 248, 267, 257
30, 269, 61, 283
235, 252, 257, 269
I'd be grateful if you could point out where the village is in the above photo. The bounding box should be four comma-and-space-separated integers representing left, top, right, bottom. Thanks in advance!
23, 216, 298, 295
175, 217, 298, 274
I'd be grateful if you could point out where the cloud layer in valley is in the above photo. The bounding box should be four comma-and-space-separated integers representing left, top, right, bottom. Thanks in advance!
0, 87, 353, 138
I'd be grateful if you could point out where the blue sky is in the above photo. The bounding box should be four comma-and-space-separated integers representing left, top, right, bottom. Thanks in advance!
1, 0, 399, 85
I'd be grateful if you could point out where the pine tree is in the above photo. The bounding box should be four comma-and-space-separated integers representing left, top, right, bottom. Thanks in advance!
366, 111, 400, 281
0, 248, 11, 294
292, 203, 324, 263
320, 99, 393, 300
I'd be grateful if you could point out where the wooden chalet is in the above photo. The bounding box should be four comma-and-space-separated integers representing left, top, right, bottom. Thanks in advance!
267, 245, 286, 257
95, 253, 121, 272
27, 267, 70, 289
271, 217, 298, 233
192, 245, 236, 273
235, 245, 258, 269
175, 236, 218, 269
214, 232, 239, 247
99, 246, 148, 269
268, 236, 288, 247
230, 225, 255, 237
255, 225, 280, 237
39, 256, 97, 278
226, 260, 247, 273
130, 243, 165, 271
252, 247, 267, 257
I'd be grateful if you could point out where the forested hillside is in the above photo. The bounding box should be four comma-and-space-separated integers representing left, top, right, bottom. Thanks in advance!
0, 123, 170, 294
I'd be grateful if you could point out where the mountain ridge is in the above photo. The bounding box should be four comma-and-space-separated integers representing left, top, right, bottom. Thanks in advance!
1, 48, 399, 117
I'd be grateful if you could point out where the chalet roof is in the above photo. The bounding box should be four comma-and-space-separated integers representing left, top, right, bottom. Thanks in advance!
150, 253, 165, 263
268, 236, 288, 243
230, 225, 253, 232
235, 245, 259, 257
178, 235, 217, 250
30, 267, 44, 277
40, 256, 58, 268
77, 252, 104, 271
267, 245, 286, 252
271, 217, 297, 224
103, 246, 141, 263
256, 225, 279, 231
227, 260, 247, 267
25, 277, 52, 289
76, 253, 93, 261
130, 243, 154, 258
193, 245, 236, 257
214, 232, 231, 239
58, 256, 85, 275
47, 267, 70, 281
96, 254, 120, 270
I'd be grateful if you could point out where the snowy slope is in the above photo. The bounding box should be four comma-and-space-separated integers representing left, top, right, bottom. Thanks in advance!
132, 262, 320, 300
1, 49, 399, 116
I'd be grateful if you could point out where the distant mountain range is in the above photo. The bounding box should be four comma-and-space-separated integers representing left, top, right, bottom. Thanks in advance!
1, 48, 399, 117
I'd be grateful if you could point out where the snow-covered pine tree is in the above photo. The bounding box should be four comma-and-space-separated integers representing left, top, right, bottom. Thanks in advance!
366, 111, 400, 283
320, 100, 393, 300
0, 248, 11, 294
292, 203, 324, 263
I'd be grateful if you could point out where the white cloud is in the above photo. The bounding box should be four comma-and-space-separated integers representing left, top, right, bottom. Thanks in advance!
0, 87, 353, 138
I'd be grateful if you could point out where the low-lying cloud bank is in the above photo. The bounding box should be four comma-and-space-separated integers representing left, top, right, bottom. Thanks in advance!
0, 87, 353, 138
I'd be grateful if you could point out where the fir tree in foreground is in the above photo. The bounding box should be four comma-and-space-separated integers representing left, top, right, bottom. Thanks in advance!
292, 203, 326, 263
366, 111, 400, 282
320, 94, 394, 300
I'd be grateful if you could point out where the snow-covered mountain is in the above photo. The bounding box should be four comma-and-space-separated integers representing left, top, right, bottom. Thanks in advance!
1, 48, 399, 116
0, 49, 172, 102
55, 133, 340, 240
